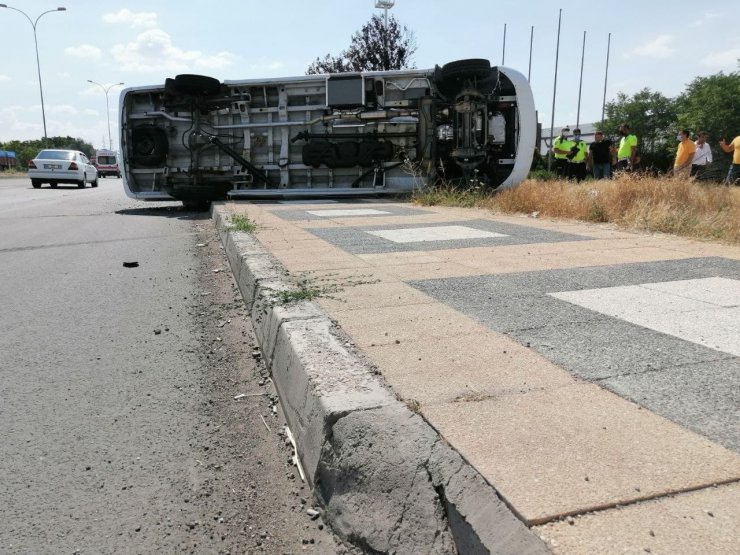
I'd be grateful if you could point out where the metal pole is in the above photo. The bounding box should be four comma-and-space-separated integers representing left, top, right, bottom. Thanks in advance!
0, 5, 65, 144
502, 23, 507, 65
601, 32, 611, 127
548, 9, 562, 172
576, 30, 586, 129
528, 26, 534, 81
88, 80, 124, 150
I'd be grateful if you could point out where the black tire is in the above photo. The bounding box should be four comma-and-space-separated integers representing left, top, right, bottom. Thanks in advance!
91, 176, 98, 188
50, 182, 58, 189
31, 179, 41, 188
171, 74, 221, 96
78, 175, 86, 188
131, 126, 169, 167
436, 58, 492, 99
439, 59, 491, 80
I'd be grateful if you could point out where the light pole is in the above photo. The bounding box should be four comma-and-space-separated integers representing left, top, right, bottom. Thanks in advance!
87, 80, 124, 150
0, 4, 66, 143
375, 0, 395, 70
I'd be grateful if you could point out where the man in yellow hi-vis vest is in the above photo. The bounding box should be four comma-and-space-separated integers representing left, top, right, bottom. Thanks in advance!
552, 127, 574, 177
567, 128, 589, 182
616, 123, 638, 171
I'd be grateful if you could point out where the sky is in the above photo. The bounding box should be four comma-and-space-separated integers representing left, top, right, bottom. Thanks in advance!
0, 0, 737, 150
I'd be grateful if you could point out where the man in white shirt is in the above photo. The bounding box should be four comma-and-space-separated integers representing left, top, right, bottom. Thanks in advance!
691, 131, 713, 178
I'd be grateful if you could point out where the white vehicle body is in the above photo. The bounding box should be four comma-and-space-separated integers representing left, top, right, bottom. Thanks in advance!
118, 59, 536, 204
95, 149, 121, 178
28, 149, 98, 189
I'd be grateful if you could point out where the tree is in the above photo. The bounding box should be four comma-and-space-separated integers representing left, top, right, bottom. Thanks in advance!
0, 136, 95, 167
600, 88, 678, 171
676, 72, 740, 146
306, 14, 416, 75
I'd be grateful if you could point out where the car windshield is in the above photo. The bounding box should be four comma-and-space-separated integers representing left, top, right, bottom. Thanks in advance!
98, 156, 116, 164
37, 150, 75, 161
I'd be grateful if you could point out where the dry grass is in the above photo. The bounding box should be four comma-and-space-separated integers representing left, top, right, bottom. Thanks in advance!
413, 174, 740, 244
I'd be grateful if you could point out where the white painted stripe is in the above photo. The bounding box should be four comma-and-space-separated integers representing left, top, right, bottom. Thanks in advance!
368, 225, 508, 243
306, 209, 391, 217
550, 278, 740, 356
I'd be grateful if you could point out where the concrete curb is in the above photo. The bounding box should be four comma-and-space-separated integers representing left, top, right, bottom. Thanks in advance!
212, 203, 549, 554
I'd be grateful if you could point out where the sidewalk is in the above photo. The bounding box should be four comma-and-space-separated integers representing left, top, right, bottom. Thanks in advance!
218, 200, 740, 554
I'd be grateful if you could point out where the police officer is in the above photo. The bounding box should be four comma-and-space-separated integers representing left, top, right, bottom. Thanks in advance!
567, 128, 589, 182
552, 126, 573, 178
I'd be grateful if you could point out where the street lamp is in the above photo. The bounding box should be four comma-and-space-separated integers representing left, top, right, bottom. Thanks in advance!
0, 4, 66, 143
87, 80, 124, 150
374, 0, 395, 70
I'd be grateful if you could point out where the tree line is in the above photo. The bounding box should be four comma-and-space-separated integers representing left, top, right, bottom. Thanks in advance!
600, 72, 740, 173
0, 137, 96, 169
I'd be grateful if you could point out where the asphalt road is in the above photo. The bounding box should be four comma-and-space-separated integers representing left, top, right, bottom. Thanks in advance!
0, 177, 344, 554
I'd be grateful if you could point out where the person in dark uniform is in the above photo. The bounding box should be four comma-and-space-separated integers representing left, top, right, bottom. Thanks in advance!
588, 131, 613, 179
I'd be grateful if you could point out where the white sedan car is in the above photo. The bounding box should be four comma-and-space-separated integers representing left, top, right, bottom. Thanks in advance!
28, 149, 98, 189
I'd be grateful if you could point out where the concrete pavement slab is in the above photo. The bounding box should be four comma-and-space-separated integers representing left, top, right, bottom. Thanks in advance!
268, 205, 431, 220
551, 279, 740, 356
214, 200, 740, 552
332, 303, 486, 348
534, 482, 740, 555
423, 382, 740, 525
306, 219, 589, 255
363, 332, 575, 405
514, 317, 730, 380
602, 359, 740, 452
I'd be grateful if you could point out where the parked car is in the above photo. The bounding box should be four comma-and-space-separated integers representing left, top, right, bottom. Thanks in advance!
28, 149, 98, 189
119, 58, 536, 208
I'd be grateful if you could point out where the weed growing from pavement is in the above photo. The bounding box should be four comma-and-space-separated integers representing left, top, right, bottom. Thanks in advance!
229, 214, 256, 233
276, 277, 329, 305
411, 174, 740, 244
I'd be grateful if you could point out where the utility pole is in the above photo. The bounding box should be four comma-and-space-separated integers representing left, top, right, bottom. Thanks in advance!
576, 31, 586, 129
0, 4, 66, 143
374, 0, 395, 70
87, 80, 124, 150
601, 33, 612, 127
548, 9, 563, 172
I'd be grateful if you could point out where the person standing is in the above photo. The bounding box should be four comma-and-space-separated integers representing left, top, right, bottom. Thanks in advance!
673, 129, 696, 178
616, 123, 638, 172
566, 128, 589, 182
719, 134, 740, 184
552, 127, 574, 178
588, 131, 613, 179
691, 132, 712, 178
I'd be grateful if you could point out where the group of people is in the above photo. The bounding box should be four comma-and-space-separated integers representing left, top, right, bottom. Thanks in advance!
550, 124, 740, 184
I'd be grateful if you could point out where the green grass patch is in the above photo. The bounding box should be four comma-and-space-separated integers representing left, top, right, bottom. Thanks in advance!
276, 277, 332, 305
229, 214, 256, 233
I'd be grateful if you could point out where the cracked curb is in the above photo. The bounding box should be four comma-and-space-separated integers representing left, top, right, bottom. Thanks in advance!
212, 203, 549, 554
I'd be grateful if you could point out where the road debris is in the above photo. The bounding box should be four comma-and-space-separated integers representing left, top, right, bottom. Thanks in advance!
284, 426, 305, 482
122, 261, 139, 268
260, 414, 271, 432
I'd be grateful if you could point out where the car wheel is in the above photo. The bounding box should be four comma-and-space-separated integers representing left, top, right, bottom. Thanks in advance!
91, 176, 98, 188
31, 179, 41, 188
78, 174, 86, 188
50, 182, 58, 188
440, 59, 491, 80
436, 58, 492, 99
